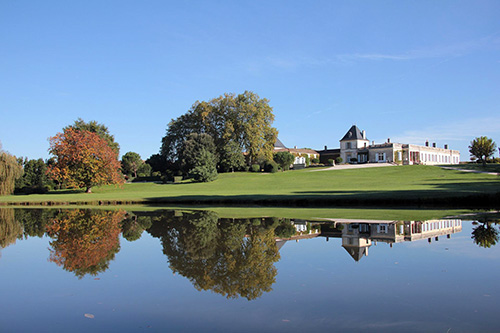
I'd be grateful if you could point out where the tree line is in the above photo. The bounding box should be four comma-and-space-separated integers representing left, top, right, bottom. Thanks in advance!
1, 91, 294, 194
1, 90, 498, 195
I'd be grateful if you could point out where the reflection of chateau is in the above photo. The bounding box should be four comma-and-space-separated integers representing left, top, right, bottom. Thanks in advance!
277, 219, 462, 262
323, 219, 462, 261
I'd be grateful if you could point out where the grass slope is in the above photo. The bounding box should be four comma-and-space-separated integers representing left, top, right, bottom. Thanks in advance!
1, 165, 499, 207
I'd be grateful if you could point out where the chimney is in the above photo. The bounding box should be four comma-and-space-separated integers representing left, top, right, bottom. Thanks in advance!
324, 145, 327, 150
444, 144, 448, 149
294, 145, 297, 149
425, 140, 429, 147
362, 130, 366, 139
372, 141, 374, 146
432, 143, 436, 148
387, 138, 391, 143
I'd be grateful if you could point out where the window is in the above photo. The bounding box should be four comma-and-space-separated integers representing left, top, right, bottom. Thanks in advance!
378, 224, 387, 233
346, 142, 351, 149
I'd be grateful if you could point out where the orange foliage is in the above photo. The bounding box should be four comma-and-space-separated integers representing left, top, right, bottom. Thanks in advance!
48, 128, 123, 192
46, 209, 126, 278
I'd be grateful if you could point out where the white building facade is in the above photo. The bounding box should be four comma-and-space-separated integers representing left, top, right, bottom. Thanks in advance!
339, 125, 460, 165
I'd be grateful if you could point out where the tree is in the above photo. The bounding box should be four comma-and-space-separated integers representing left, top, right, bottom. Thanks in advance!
273, 151, 295, 171
137, 163, 152, 177
180, 133, 218, 182
161, 91, 278, 168
146, 153, 167, 174
48, 128, 124, 193
190, 149, 218, 182
219, 140, 245, 173
0, 147, 23, 196
121, 151, 143, 178
15, 158, 53, 194
66, 118, 120, 154
469, 136, 496, 167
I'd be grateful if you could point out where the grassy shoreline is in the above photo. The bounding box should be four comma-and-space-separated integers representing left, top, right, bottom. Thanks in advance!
1, 165, 499, 208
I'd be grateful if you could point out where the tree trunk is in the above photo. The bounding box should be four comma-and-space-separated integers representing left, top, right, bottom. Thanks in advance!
86, 187, 92, 193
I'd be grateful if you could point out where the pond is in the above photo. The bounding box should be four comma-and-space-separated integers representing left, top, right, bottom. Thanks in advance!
0, 208, 499, 332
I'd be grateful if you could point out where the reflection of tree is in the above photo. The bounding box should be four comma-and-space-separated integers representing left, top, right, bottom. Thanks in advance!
274, 219, 295, 238
148, 211, 281, 300
14, 209, 57, 238
0, 208, 23, 250
472, 221, 500, 248
121, 215, 152, 242
46, 209, 126, 278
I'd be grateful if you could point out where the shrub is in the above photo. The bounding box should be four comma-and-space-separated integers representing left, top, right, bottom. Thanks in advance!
328, 159, 334, 166
251, 164, 261, 172
264, 160, 279, 173
273, 151, 295, 171
335, 157, 343, 164
311, 158, 320, 164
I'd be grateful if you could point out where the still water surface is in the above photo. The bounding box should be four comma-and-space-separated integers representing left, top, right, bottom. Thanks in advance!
0, 208, 499, 332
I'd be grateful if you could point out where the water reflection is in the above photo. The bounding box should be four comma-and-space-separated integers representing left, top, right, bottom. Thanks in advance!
0, 208, 22, 251
319, 219, 463, 261
46, 209, 126, 278
1, 208, 499, 296
472, 221, 500, 248
147, 211, 281, 300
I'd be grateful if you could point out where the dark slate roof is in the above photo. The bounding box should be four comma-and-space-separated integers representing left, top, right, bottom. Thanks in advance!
274, 138, 286, 149
342, 245, 369, 262
276, 240, 288, 251
340, 125, 366, 141
317, 148, 340, 154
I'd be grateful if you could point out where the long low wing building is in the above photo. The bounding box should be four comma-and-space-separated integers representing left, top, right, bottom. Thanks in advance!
318, 125, 460, 165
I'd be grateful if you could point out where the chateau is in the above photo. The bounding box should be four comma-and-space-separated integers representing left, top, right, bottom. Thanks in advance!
277, 125, 461, 166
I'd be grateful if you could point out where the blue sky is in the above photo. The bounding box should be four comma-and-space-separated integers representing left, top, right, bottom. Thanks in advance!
1, 0, 499, 161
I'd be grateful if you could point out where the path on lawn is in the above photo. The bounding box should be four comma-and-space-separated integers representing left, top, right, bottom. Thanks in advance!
440, 166, 499, 176
310, 162, 395, 171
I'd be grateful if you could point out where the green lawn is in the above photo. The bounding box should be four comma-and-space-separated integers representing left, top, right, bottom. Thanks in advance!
1, 165, 499, 206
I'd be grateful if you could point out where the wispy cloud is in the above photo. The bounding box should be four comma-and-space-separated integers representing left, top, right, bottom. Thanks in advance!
392, 115, 500, 145
248, 32, 500, 72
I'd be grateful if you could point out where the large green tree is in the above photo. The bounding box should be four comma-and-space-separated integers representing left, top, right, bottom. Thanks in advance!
161, 91, 278, 168
0, 147, 23, 196
66, 118, 120, 154
469, 136, 496, 167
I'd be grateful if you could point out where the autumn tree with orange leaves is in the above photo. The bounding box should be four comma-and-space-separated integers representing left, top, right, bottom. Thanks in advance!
46, 209, 126, 278
48, 128, 123, 193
